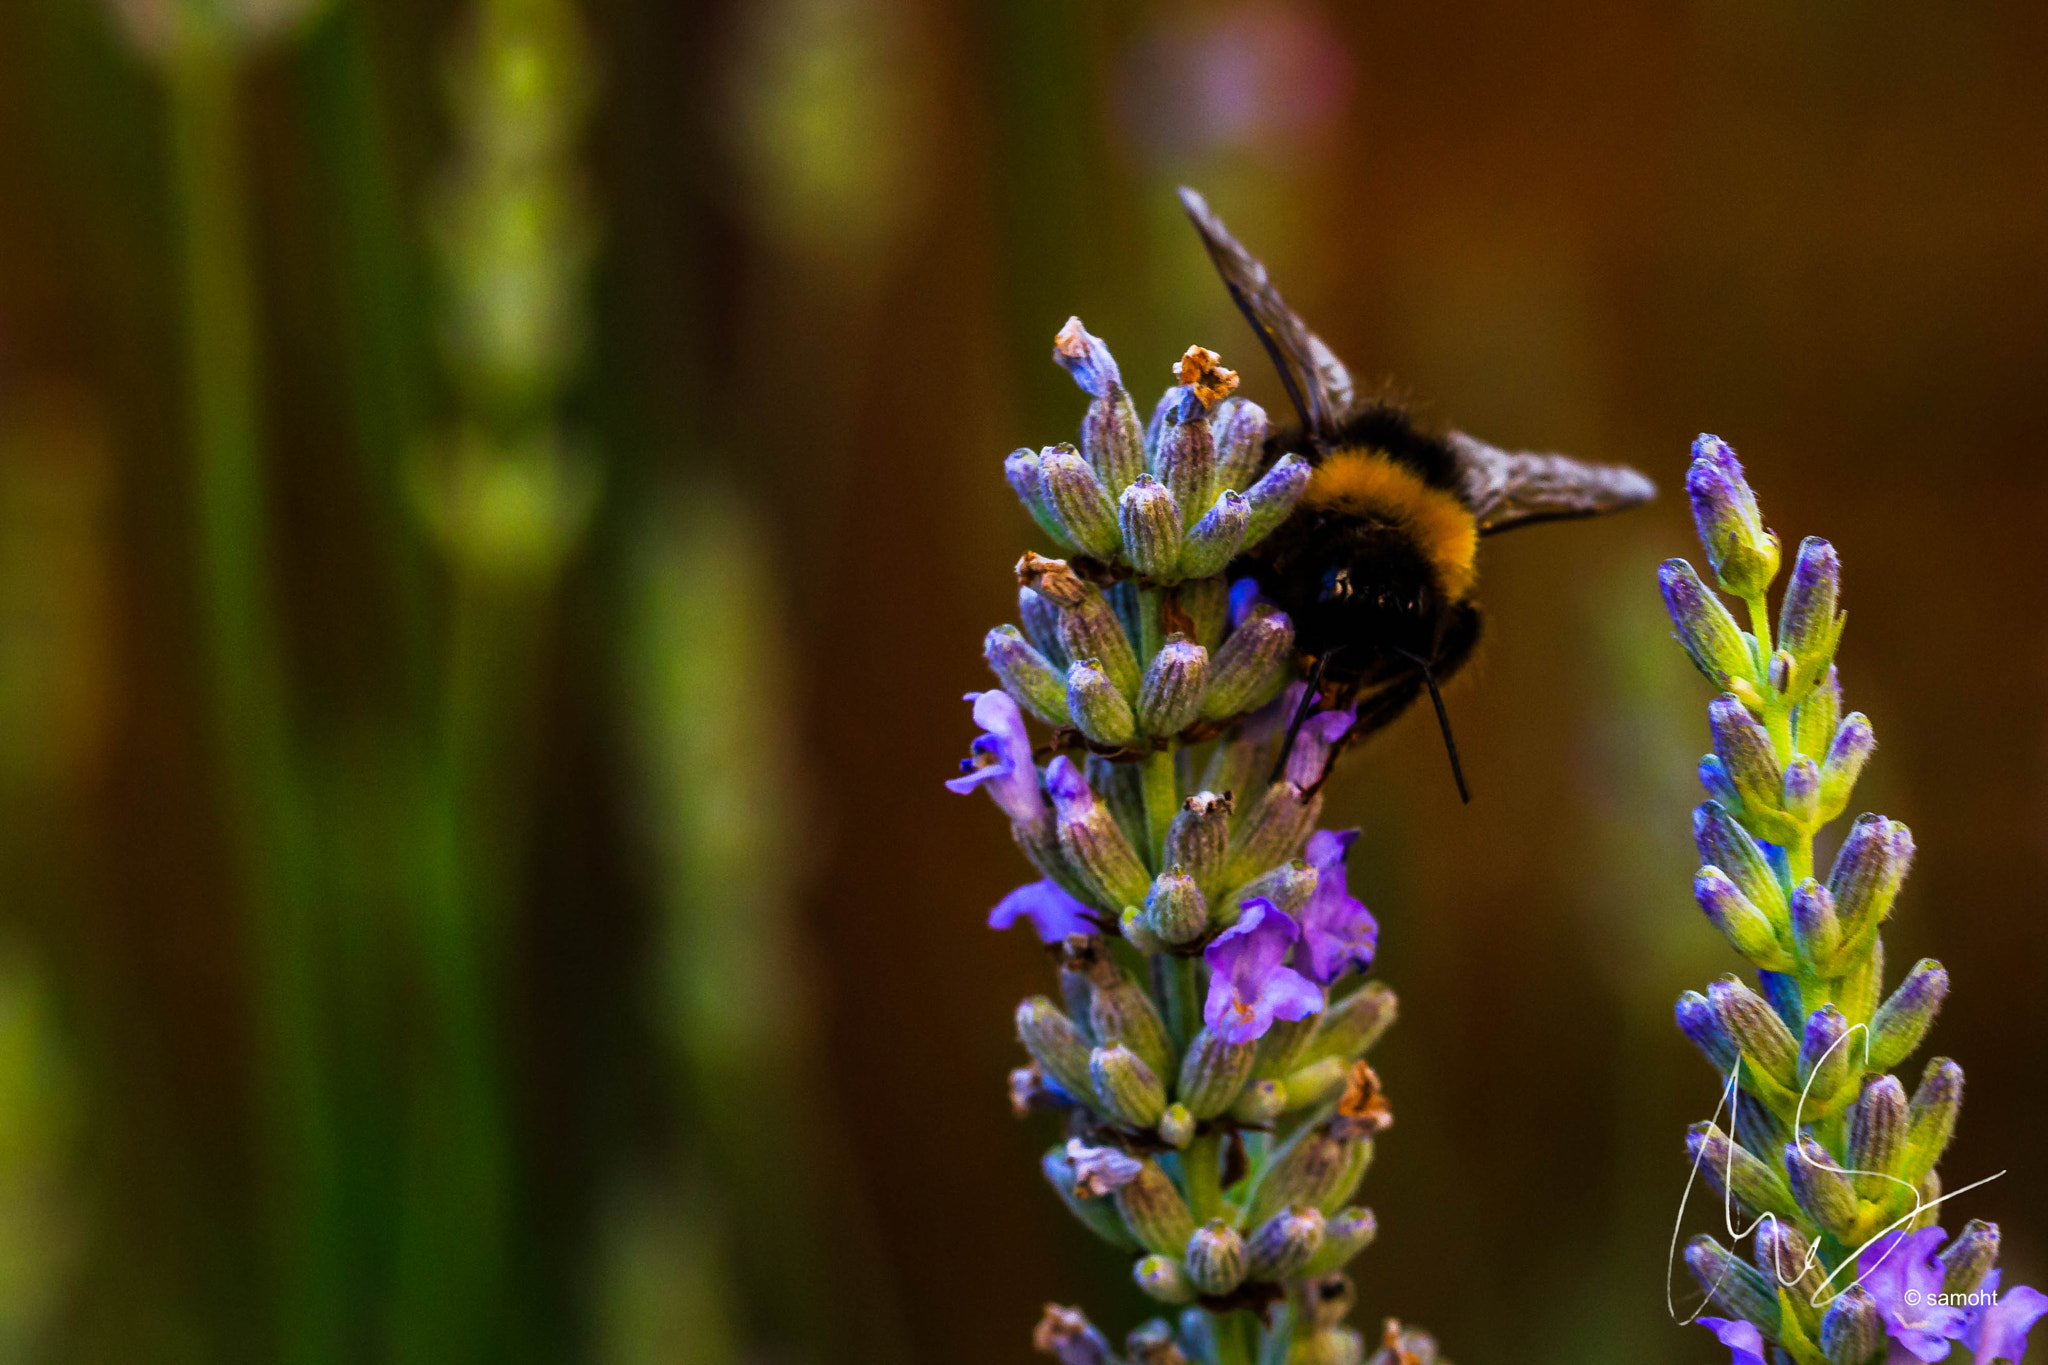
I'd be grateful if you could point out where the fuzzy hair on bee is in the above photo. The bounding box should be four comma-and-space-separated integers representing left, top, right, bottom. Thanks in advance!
1179, 186, 1657, 798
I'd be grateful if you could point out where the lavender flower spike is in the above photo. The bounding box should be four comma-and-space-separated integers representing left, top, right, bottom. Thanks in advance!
946, 690, 1045, 825
1203, 899, 1324, 1045
1297, 828, 1379, 984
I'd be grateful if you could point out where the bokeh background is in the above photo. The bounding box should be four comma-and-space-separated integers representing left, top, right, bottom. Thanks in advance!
1, 1, 2046, 1362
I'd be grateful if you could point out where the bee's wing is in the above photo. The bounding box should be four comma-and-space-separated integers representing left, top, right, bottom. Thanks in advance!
1448, 431, 1657, 535
1178, 186, 1354, 445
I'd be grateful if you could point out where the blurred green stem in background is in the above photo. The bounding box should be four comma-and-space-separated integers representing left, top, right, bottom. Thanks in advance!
165, 30, 341, 1365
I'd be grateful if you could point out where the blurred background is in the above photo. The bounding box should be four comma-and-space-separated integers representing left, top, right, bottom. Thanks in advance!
1, 0, 2046, 1361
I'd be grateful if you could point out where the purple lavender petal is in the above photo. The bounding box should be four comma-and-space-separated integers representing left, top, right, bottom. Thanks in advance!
1964, 1272, 2048, 1363
988, 880, 1100, 942
1203, 900, 1323, 1043
1297, 827, 1378, 983
1862, 1227, 1972, 1361
1044, 754, 1094, 815
1697, 1317, 1768, 1365
944, 691, 1045, 824
1282, 707, 1357, 788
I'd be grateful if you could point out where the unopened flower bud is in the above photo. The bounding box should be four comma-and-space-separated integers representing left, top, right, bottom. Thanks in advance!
1141, 868, 1210, 948
1242, 454, 1311, 549
1847, 1074, 1907, 1198
1049, 757, 1151, 907
1019, 586, 1070, 666
1200, 607, 1294, 720
1018, 996, 1095, 1104
1246, 1206, 1324, 1281
1039, 444, 1123, 559
1254, 1015, 1318, 1082
1900, 1058, 1963, 1186
1119, 476, 1185, 580
1008, 448, 1077, 548
1057, 589, 1141, 701
1232, 1078, 1285, 1125
1820, 1285, 1884, 1365
1137, 637, 1210, 737
1786, 1136, 1859, 1239
1220, 858, 1318, 926
1735, 1088, 1792, 1161
1782, 756, 1821, 825
1164, 792, 1231, 896
1113, 1159, 1197, 1258
1120, 907, 1164, 955
1688, 1122, 1797, 1223
1757, 970, 1804, 1033
1302, 1207, 1378, 1276
1767, 650, 1793, 694
1939, 1219, 2000, 1297
1867, 958, 1948, 1073
1820, 713, 1875, 814
1779, 536, 1841, 667
1280, 1057, 1349, 1112
1828, 814, 1914, 942
1178, 491, 1250, 582
1157, 1103, 1195, 1149
1709, 976, 1800, 1086
1687, 434, 1781, 598
1699, 754, 1742, 810
1222, 782, 1320, 888
1184, 1220, 1249, 1295
1124, 1319, 1189, 1365
1685, 1235, 1782, 1332
1676, 991, 1740, 1073
1134, 1255, 1195, 1305
1693, 866, 1784, 966
1754, 1219, 1826, 1308
1790, 880, 1841, 972
1660, 559, 1755, 689
1155, 410, 1216, 525
986, 625, 1071, 725
1710, 693, 1785, 815
1177, 1028, 1255, 1118
1211, 398, 1270, 495
1086, 964, 1175, 1086
1795, 665, 1843, 759
1797, 1005, 1855, 1105
1053, 319, 1147, 490
1041, 1145, 1141, 1250
1310, 982, 1398, 1064
1695, 801, 1790, 922
1248, 1129, 1370, 1226
1034, 1304, 1117, 1365
1092, 1043, 1168, 1129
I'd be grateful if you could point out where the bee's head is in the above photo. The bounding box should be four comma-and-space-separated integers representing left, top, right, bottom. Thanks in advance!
1297, 531, 1449, 678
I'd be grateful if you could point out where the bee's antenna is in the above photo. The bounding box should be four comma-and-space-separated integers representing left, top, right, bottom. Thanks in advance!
1392, 648, 1470, 804
1268, 652, 1332, 786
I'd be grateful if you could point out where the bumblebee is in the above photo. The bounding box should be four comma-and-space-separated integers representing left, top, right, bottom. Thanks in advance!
1179, 188, 1656, 799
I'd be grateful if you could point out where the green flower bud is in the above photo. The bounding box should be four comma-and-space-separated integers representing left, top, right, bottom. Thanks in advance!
1820, 1285, 1884, 1365
1183, 1220, 1248, 1295
1819, 713, 1874, 816
1794, 665, 1842, 760
1828, 814, 1914, 946
1040, 1145, 1140, 1250
1709, 693, 1786, 817
1899, 1058, 1963, 1187
1245, 1206, 1324, 1281
1796, 1006, 1855, 1107
1253, 1015, 1319, 1082
1140, 868, 1210, 948
1177, 490, 1250, 580
985, 625, 1070, 725
1176, 1027, 1256, 1119
1867, 959, 1948, 1073
1241, 454, 1310, 549
1051, 760, 1152, 909
1040, 443, 1122, 559
1778, 537, 1842, 674
1210, 397, 1269, 496
1019, 585, 1070, 666
1006, 448, 1078, 549
1134, 1255, 1195, 1306
1121, 906, 1165, 955
1164, 791, 1232, 898
1247, 1129, 1371, 1228
1302, 1208, 1377, 1277
1687, 1122, 1798, 1223
1058, 588, 1142, 701
1137, 637, 1210, 738
1685, 1235, 1781, 1333
1092, 1043, 1168, 1129
1222, 782, 1321, 889
1693, 866, 1787, 967
1789, 881, 1841, 974
1280, 1057, 1349, 1112
1219, 858, 1318, 928
1120, 476, 1185, 580
1200, 607, 1294, 720
1939, 1219, 1999, 1298
1709, 976, 1800, 1088
1017, 996, 1094, 1104
1154, 405, 1217, 528
1687, 435, 1781, 599
1781, 755, 1821, 826
1695, 802, 1791, 925
1847, 1074, 1907, 1199
1066, 659, 1139, 747
1786, 1136, 1859, 1240
1308, 982, 1399, 1064
1660, 559, 1756, 690
1085, 960, 1175, 1086
1231, 1078, 1286, 1126
1113, 1159, 1197, 1258
1157, 1103, 1195, 1149
1754, 1220, 1828, 1321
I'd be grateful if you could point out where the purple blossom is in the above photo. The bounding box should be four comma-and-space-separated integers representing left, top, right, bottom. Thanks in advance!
1860, 1226, 1970, 1361
1964, 1271, 2048, 1364
1296, 828, 1378, 983
1283, 707, 1357, 788
1202, 899, 1324, 1044
988, 880, 1100, 942
945, 691, 1044, 824
1695, 1317, 1767, 1365
1063, 1137, 1142, 1197
1228, 577, 1269, 628
1043, 754, 1094, 819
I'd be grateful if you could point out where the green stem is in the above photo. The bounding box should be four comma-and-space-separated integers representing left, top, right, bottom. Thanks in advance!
1136, 585, 1165, 663
1139, 748, 1178, 870
1183, 1131, 1224, 1222
167, 37, 337, 1365
1209, 1308, 1253, 1365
